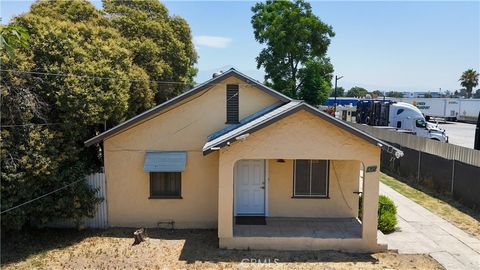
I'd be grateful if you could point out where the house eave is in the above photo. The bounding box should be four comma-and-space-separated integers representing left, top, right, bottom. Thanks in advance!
203, 103, 403, 158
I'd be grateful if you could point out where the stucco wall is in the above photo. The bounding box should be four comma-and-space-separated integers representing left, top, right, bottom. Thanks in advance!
218, 109, 381, 251
267, 159, 360, 218
103, 75, 280, 228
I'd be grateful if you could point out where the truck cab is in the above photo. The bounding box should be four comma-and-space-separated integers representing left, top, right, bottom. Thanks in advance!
389, 103, 448, 142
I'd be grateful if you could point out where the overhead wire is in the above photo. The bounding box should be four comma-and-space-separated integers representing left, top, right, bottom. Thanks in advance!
0, 178, 86, 214
0, 69, 265, 86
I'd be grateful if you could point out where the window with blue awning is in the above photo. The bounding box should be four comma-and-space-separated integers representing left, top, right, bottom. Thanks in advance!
144, 151, 187, 172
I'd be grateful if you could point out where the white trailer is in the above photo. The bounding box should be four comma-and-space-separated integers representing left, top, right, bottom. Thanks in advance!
458, 99, 480, 123
390, 98, 459, 121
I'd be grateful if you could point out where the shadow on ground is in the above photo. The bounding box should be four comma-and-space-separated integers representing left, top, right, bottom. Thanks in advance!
1, 227, 378, 265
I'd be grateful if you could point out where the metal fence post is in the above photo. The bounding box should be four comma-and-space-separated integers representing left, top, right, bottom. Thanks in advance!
451, 160, 455, 194
417, 150, 421, 182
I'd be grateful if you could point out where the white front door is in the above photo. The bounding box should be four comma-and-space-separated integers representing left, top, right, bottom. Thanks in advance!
235, 159, 265, 216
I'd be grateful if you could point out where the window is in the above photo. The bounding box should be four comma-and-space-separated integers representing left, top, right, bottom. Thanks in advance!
150, 172, 181, 198
415, 119, 427, 128
293, 160, 329, 197
396, 109, 404, 115
226, 84, 239, 124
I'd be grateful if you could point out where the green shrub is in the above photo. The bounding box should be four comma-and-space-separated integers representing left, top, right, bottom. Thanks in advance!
378, 195, 398, 233
358, 195, 398, 234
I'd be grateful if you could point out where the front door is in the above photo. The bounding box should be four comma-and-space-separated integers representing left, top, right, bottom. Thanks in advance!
235, 159, 265, 216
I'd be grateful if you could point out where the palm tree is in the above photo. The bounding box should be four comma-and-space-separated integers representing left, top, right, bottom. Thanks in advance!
459, 69, 479, 98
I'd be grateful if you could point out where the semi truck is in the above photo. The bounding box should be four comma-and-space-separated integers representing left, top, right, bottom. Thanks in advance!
356, 100, 448, 142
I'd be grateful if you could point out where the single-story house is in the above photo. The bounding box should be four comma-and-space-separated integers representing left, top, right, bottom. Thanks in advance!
85, 68, 402, 252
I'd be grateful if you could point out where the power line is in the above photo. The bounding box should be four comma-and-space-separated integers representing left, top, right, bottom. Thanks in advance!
1, 69, 189, 85
0, 123, 62, 128
0, 69, 263, 87
0, 178, 85, 214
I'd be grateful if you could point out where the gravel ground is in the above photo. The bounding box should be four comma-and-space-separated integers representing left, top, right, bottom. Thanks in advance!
1, 228, 444, 270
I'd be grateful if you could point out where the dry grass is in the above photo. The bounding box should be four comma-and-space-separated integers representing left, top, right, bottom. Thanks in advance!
1, 228, 443, 269
380, 173, 480, 238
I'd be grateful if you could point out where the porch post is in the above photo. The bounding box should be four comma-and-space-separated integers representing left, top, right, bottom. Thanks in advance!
218, 155, 234, 240
361, 160, 380, 250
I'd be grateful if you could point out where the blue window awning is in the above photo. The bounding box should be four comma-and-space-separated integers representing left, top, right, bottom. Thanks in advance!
144, 151, 187, 172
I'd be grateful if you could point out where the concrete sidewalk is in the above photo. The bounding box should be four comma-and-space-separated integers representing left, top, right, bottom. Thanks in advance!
378, 183, 480, 270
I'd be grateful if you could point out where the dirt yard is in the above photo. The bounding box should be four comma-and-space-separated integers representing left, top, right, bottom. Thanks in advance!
1, 228, 443, 269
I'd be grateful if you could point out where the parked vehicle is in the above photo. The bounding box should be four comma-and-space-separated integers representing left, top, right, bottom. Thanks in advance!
356, 100, 448, 142
390, 98, 459, 121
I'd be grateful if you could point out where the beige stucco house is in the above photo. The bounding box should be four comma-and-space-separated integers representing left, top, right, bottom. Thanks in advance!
85, 69, 402, 252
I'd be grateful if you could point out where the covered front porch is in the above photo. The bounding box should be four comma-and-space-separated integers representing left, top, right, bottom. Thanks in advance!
208, 108, 393, 252
218, 157, 382, 252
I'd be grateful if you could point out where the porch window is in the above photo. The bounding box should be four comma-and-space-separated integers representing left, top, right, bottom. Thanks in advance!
150, 172, 181, 198
293, 160, 329, 197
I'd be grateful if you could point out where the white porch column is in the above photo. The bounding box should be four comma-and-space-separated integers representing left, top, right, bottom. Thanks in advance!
218, 154, 234, 239
361, 161, 380, 250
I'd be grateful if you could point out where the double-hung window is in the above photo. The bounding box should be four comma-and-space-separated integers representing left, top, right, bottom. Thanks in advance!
150, 172, 181, 198
293, 160, 329, 197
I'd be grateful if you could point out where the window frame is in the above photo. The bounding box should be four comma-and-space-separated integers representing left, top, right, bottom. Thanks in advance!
292, 160, 330, 199
149, 172, 183, 199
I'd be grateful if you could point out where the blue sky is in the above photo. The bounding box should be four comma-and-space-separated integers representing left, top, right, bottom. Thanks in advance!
2, 1, 479, 92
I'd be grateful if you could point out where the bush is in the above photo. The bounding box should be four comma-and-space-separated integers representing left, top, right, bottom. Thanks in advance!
378, 195, 398, 233
358, 195, 398, 234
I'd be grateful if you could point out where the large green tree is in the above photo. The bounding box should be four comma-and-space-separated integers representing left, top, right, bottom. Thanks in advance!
251, 0, 335, 105
459, 69, 479, 98
103, 0, 198, 105
1, 0, 196, 230
346, 86, 369, 97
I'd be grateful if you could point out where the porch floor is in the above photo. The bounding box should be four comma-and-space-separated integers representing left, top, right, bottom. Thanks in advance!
233, 217, 362, 238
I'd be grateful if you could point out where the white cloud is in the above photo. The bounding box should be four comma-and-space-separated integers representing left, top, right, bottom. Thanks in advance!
193, 35, 232, 48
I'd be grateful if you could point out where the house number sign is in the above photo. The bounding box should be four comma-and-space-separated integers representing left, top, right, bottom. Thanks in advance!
366, 165, 377, 173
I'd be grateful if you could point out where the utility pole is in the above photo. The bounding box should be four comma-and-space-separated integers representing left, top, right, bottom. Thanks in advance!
334, 75, 343, 114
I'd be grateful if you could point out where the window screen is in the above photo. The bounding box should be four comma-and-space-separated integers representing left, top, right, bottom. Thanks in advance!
150, 172, 181, 198
226, 84, 239, 124
294, 160, 329, 197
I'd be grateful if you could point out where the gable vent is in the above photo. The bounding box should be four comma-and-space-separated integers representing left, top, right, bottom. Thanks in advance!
226, 84, 239, 124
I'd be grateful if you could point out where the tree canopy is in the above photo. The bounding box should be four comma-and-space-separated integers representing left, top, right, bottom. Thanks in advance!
0, 25, 30, 60
346, 86, 369, 97
330, 86, 345, 97
370, 90, 384, 98
459, 69, 479, 98
1, 0, 197, 230
251, 0, 335, 105
386, 91, 403, 98
103, 0, 197, 105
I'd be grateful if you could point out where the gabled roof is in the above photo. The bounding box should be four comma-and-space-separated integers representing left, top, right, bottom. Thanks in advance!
85, 68, 291, 146
203, 100, 404, 157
